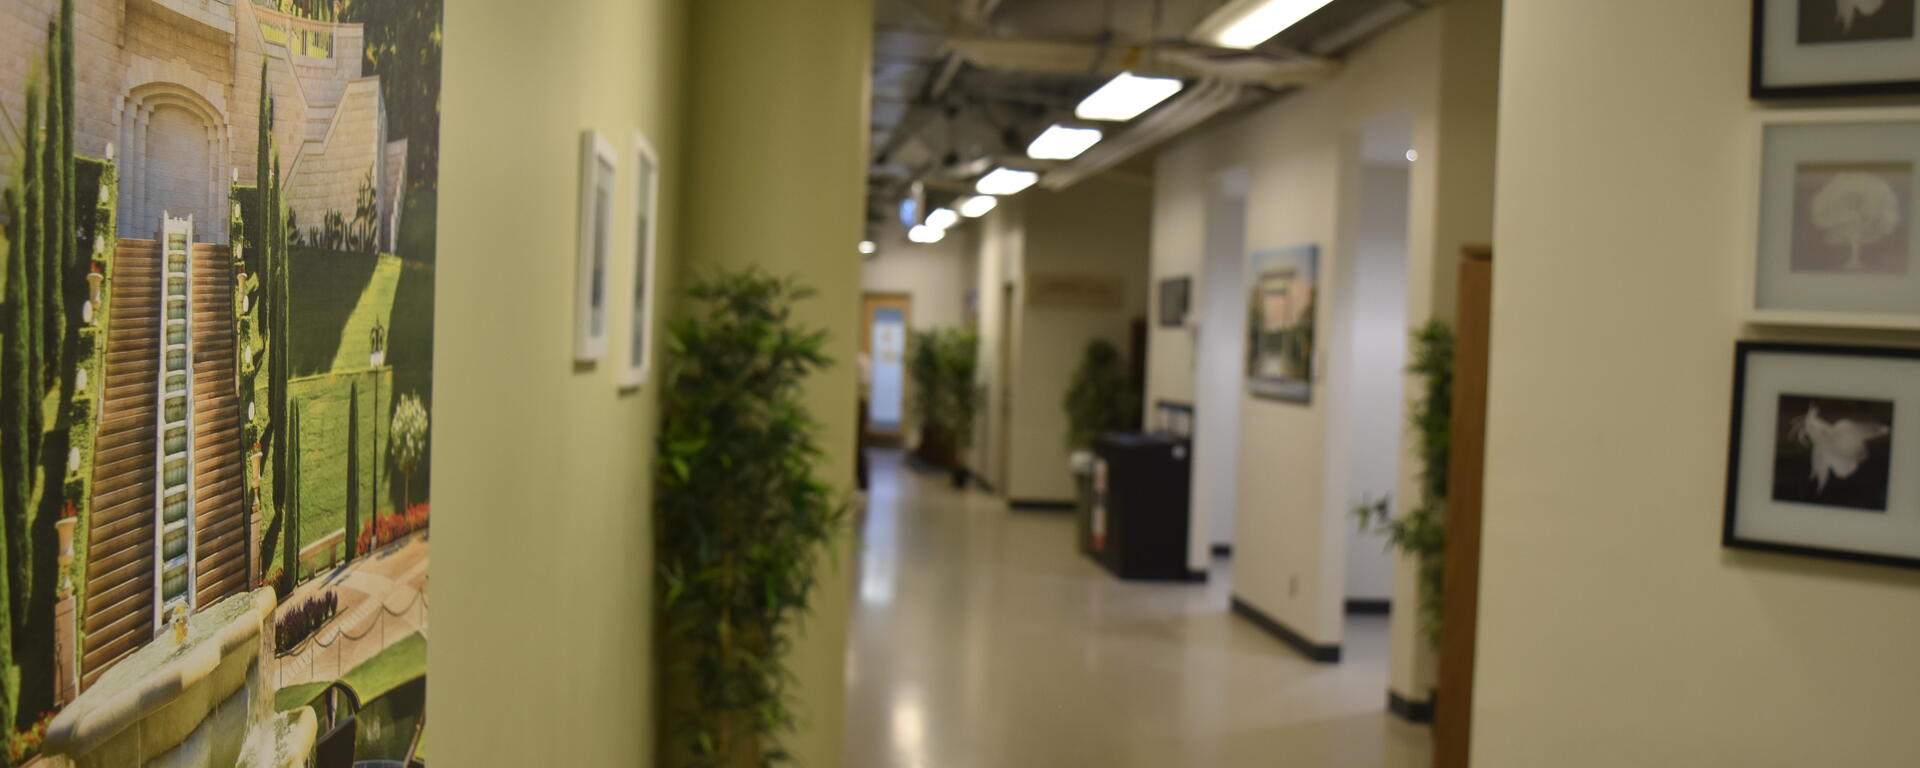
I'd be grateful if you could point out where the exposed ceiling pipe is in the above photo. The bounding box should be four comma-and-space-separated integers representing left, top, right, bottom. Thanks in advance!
942, 34, 1337, 89
1041, 77, 1243, 190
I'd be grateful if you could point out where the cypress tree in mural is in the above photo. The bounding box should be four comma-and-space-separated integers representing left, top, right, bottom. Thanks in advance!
41, 19, 66, 388
281, 404, 300, 588
7, 80, 44, 630
345, 381, 359, 562
1, 189, 23, 760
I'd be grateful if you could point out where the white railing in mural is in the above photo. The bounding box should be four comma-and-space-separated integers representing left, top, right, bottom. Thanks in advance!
154, 214, 198, 628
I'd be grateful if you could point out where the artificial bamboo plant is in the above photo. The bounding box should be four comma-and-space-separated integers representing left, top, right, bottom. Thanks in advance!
1354, 320, 1455, 645
657, 267, 846, 767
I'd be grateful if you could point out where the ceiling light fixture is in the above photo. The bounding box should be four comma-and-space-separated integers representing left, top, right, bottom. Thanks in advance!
925, 207, 960, 230
1074, 72, 1184, 122
976, 167, 1040, 196
859, 240, 877, 255
1027, 124, 1104, 160
908, 225, 945, 244
1405, 149, 1418, 163
1194, 0, 1338, 50
959, 195, 998, 218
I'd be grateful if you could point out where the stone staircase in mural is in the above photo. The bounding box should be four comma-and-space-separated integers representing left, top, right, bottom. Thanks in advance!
80, 237, 248, 688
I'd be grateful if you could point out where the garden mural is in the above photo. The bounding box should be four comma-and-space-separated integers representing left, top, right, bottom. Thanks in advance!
0, 0, 439, 765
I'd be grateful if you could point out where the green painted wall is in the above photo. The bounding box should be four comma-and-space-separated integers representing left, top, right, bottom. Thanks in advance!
431, 0, 870, 764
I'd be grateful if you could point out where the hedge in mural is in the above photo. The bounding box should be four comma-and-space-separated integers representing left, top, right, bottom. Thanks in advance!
0, 0, 441, 764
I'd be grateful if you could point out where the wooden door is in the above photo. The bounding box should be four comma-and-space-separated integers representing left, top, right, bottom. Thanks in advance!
1435, 245, 1492, 768
861, 293, 911, 444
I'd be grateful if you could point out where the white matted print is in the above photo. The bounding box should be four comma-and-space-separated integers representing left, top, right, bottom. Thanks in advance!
623, 132, 661, 388
1748, 111, 1920, 328
1725, 342, 1920, 569
1754, 0, 1920, 97
577, 131, 618, 362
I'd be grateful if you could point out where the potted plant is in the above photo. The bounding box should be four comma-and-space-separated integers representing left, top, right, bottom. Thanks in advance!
657, 267, 846, 767
1063, 340, 1142, 504
56, 501, 78, 595
908, 327, 982, 487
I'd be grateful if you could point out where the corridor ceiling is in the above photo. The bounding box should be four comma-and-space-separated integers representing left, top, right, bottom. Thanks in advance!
869, 0, 1434, 229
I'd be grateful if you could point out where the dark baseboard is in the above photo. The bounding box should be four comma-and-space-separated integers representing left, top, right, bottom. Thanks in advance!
1211, 544, 1232, 558
1345, 598, 1391, 615
1230, 596, 1341, 663
1185, 569, 1208, 582
1008, 498, 1076, 511
1388, 689, 1434, 724
971, 475, 998, 494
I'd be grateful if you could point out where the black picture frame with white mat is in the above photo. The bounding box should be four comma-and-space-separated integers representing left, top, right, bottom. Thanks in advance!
577, 130, 618, 363
1745, 109, 1920, 330
1724, 341, 1920, 570
1751, 0, 1920, 99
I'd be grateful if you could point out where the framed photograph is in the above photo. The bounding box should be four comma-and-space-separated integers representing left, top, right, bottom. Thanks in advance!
623, 132, 661, 388
1752, 0, 1920, 98
576, 130, 617, 363
1245, 244, 1318, 403
1746, 110, 1920, 329
1158, 276, 1192, 328
1724, 342, 1920, 569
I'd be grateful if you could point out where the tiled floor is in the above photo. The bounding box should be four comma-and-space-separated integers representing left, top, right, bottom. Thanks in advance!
844, 450, 1432, 768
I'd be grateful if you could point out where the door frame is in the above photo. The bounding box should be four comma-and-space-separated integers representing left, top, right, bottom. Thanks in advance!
860, 292, 912, 446
1434, 244, 1492, 768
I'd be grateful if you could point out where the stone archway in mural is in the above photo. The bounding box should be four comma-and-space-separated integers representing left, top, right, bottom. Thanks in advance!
115, 82, 231, 243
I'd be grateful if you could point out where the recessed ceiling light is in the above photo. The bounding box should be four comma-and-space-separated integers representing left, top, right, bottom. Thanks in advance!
976, 167, 1040, 196
1405, 149, 1418, 163
925, 207, 960, 230
908, 225, 945, 244
1027, 124, 1104, 160
959, 195, 998, 218
1075, 72, 1184, 122
859, 240, 877, 254
1196, 0, 1339, 50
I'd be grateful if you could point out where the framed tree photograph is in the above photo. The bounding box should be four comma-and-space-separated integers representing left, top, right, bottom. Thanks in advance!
1752, 0, 1920, 98
577, 130, 617, 363
1724, 342, 1920, 569
1245, 244, 1318, 403
623, 131, 661, 389
1746, 110, 1920, 329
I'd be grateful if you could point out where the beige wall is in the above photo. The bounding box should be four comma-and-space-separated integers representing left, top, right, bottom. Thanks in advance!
972, 197, 1024, 489
1141, 1, 1497, 702
1474, 1, 1920, 765
1002, 175, 1153, 503
432, 0, 686, 764
862, 219, 976, 331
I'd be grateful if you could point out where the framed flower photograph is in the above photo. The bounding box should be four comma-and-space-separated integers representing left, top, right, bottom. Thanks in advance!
1724, 342, 1920, 569
623, 131, 661, 389
1752, 0, 1920, 98
576, 130, 617, 363
1746, 110, 1920, 329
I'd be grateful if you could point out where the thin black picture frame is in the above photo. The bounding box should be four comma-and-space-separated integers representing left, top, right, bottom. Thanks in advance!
1158, 276, 1191, 328
1750, 0, 1920, 100
1723, 340, 1920, 570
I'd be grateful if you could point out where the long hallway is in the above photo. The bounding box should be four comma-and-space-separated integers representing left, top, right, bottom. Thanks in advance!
845, 450, 1431, 768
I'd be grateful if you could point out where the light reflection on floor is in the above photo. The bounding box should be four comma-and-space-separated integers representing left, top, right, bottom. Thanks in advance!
844, 449, 1432, 768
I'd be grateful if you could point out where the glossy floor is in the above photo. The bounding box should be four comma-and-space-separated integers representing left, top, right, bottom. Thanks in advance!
845, 451, 1432, 768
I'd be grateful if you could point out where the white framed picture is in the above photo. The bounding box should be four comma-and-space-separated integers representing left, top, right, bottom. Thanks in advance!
576, 130, 618, 362
1745, 108, 1920, 330
623, 131, 661, 389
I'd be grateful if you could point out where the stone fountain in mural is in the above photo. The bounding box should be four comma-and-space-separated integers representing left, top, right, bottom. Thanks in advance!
41, 589, 315, 768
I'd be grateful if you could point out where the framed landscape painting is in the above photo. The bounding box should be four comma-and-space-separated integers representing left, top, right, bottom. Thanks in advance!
0, 0, 439, 763
1245, 244, 1318, 403
1753, 0, 1920, 98
1724, 342, 1920, 569
1747, 110, 1920, 329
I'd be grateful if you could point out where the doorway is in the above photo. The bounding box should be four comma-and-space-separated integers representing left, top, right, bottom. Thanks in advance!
862, 293, 912, 445
1189, 169, 1250, 567
1330, 114, 1414, 618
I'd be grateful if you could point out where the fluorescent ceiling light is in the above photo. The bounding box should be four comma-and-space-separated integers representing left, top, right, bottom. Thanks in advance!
959, 195, 998, 218
976, 167, 1040, 196
908, 225, 945, 244
859, 240, 877, 255
1075, 72, 1184, 122
1200, 0, 1338, 50
1027, 124, 1104, 160
925, 207, 960, 230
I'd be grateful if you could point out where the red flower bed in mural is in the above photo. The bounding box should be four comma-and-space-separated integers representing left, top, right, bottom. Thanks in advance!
356, 502, 430, 555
